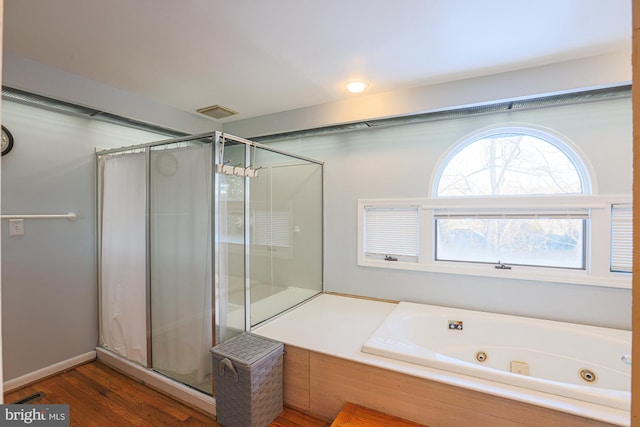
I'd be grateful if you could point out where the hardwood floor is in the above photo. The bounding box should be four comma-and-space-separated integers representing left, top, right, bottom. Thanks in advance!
331, 402, 425, 427
4, 361, 330, 426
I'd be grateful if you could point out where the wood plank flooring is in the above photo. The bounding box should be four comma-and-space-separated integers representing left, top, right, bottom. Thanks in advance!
331, 402, 425, 427
4, 361, 330, 426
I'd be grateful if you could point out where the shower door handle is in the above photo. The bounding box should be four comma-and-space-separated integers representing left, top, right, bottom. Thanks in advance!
219, 357, 239, 382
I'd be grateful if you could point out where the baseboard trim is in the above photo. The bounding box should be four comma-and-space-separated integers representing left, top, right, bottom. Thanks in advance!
4, 351, 97, 393
95, 347, 216, 416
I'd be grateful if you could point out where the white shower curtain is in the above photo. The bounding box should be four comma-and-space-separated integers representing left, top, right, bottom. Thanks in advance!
100, 152, 147, 366
150, 143, 213, 385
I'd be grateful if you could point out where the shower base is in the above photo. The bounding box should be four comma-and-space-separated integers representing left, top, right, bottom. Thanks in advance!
227, 286, 321, 328
96, 347, 216, 416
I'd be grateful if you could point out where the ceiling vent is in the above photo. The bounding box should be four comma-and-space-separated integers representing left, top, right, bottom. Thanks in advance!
196, 104, 238, 120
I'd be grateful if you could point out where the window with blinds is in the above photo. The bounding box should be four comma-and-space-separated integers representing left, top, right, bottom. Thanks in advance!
611, 204, 632, 273
356, 124, 631, 287
364, 206, 419, 262
358, 196, 631, 287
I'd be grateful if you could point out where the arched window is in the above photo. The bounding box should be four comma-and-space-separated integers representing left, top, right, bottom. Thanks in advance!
434, 127, 591, 197
432, 127, 591, 269
358, 124, 630, 285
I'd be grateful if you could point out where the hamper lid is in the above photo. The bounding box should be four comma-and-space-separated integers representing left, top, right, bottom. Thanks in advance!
211, 332, 283, 366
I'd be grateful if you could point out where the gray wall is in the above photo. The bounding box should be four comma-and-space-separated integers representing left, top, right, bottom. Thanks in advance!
0, 54, 631, 381
268, 98, 632, 330
224, 52, 630, 138
3, 52, 218, 135
1, 100, 165, 380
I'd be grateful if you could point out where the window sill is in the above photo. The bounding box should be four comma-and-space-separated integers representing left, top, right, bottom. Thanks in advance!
357, 258, 631, 289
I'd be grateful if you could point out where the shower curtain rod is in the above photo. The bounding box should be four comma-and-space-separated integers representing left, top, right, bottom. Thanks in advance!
95, 131, 216, 156
0, 212, 77, 220
96, 131, 324, 166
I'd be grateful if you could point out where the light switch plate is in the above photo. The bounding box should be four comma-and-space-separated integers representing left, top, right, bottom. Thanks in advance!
9, 219, 24, 236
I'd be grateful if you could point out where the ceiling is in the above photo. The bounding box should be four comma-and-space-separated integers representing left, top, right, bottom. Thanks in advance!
2, 0, 632, 125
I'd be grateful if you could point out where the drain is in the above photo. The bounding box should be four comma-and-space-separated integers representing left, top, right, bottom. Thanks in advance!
579, 369, 597, 383
12, 391, 46, 404
475, 351, 488, 363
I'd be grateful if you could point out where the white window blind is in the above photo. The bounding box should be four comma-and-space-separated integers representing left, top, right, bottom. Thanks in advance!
364, 206, 419, 260
254, 210, 290, 247
611, 204, 632, 273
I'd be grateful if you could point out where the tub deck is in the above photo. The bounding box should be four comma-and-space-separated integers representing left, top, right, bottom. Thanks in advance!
252, 293, 629, 427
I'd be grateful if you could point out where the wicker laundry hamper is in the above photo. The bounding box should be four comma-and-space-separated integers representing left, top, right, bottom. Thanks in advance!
211, 332, 284, 427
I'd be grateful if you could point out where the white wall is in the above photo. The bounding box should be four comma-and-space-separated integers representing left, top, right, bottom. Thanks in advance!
268, 97, 632, 330
1, 100, 166, 381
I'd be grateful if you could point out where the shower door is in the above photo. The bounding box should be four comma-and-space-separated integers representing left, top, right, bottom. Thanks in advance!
214, 133, 323, 335
149, 141, 213, 394
248, 147, 323, 326
99, 131, 322, 397
214, 141, 247, 342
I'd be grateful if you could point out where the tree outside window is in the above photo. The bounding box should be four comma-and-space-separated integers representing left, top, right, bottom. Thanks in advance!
435, 131, 588, 269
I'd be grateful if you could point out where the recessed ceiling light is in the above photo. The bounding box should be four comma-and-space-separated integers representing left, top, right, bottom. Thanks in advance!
346, 81, 368, 93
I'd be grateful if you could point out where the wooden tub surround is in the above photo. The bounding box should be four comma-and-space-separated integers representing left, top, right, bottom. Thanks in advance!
254, 294, 626, 427
282, 345, 614, 427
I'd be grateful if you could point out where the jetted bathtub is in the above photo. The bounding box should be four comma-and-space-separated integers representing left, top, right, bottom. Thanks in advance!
362, 302, 631, 411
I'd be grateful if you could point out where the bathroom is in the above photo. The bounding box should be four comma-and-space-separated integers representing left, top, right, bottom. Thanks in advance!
0, 1, 636, 426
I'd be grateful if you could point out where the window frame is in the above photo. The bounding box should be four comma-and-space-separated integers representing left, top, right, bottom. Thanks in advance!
433, 209, 588, 270
363, 204, 420, 263
358, 126, 629, 288
357, 195, 631, 289
430, 125, 596, 197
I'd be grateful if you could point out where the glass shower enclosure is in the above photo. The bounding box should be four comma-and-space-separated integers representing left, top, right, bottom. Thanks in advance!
97, 131, 323, 395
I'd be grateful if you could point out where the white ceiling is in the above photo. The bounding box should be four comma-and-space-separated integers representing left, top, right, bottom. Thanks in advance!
2, 0, 632, 125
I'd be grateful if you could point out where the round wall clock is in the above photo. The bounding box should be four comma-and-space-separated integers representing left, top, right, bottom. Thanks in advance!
1, 125, 14, 156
